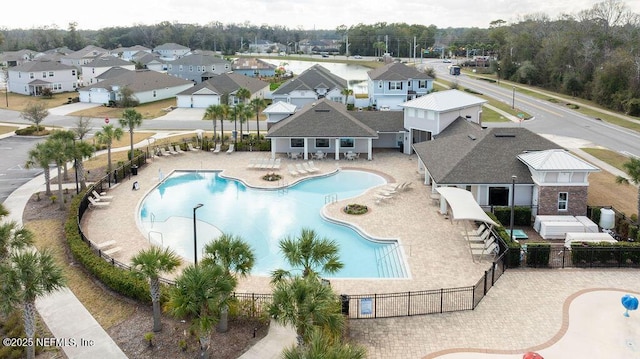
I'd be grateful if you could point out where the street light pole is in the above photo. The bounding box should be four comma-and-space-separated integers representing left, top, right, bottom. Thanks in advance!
73, 138, 79, 194
510, 175, 517, 241
512, 86, 516, 109
193, 203, 204, 265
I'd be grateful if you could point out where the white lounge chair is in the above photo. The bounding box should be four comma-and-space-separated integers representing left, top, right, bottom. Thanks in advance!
173, 144, 185, 154
463, 224, 487, 237
247, 158, 257, 169
273, 158, 281, 170
187, 143, 199, 151
471, 242, 499, 259
88, 197, 109, 208
295, 163, 308, 174
308, 161, 319, 171
226, 144, 235, 154
303, 162, 318, 173
166, 146, 178, 155
158, 148, 171, 156
374, 193, 393, 204
262, 158, 275, 169
92, 190, 113, 201
287, 164, 299, 177
212, 143, 221, 153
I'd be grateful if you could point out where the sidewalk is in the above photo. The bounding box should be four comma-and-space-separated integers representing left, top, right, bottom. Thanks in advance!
2, 167, 128, 358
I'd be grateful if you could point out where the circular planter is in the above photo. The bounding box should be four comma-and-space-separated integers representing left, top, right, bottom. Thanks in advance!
343, 203, 369, 215
262, 173, 282, 182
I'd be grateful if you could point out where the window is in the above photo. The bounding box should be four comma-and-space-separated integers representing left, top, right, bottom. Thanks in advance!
558, 192, 568, 211
42, 72, 47, 78
211, 65, 216, 72
389, 81, 403, 90
315, 139, 330, 148
225, 64, 229, 70
340, 138, 354, 148
377, 81, 382, 89
29, 73, 34, 79
418, 80, 427, 89
179, 65, 183, 71
152, 90, 157, 98
72, 69, 76, 76
189, 65, 193, 72
290, 138, 304, 148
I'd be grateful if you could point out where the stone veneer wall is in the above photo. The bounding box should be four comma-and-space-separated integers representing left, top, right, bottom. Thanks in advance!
537, 186, 588, 216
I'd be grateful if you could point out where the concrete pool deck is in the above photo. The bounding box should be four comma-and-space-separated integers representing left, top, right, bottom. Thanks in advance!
80, 147, 640, 358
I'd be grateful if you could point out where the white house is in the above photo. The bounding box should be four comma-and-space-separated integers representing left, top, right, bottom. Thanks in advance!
112, 45, 152, 61
264, 101, 297, 128
8, 59, 78, 96
368, 62, 434, 111
60, 45, 110, 69
271, 65, 347, 109
78, 69, 193, 105
175, 72, 269, 108
81, 57, 135, 85
153, 43, 190, 61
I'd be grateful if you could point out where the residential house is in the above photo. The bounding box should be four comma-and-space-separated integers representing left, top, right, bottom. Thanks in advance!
7, 59, 78, 95
167, 53, 231, 83
0, 49, 40, 67
176, 72, 269, 108
271, 64, 348, 109
132, 52, 167, 72
399, 89, 486, 154
153, 43, 190, 60
112, 45, 152, 61
81, 57, 135, 85
249, 40, 278, 53
264, 101, 297, 128
232, 58, 277, 77
94, 67, 133, 82
78, 69, 193, 105
60, 45, 109, 69
368, 62, 434, 110
411, 119, 599, 216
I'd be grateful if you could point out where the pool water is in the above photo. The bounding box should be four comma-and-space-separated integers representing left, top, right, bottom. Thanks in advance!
138, 170, 408, 278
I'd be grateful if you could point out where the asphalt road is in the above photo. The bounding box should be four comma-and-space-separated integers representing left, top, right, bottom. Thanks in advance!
0, 136, 45, 203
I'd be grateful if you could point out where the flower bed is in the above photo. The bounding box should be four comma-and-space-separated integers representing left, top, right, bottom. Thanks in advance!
344, 203, 369, 215
262, 172, 282, 181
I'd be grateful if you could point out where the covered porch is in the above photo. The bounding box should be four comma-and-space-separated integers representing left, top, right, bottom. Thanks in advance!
268, 136, 374, 160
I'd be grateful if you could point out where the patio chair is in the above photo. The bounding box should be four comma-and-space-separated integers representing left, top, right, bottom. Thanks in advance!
173, 144, 185, 154
88, 197, 110, 209
462, 223, 486, 237
303, 162, 319, 173
287, 164, 299, 177
212, 143, 221, 153
263, 158, 275, 169
158, 148, 171, 156
187, 143, 199, 151
91, 190, 113, 201
295, 163, 308, 174
308, 161, 319, 171
273, 158, 281, 170
247, 158, 258, 169
167, 146, 178, 155
374, 193, 393, 204
226, 144, 235, 154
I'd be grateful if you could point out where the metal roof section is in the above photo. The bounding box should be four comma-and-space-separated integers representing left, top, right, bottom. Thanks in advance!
517, 149, 600, 171
400, 89, 487, 112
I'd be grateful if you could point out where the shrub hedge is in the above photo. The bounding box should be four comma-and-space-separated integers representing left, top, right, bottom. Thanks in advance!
492, 206, 532, 227
571, 242, 640, 267
525, 243, 551, 267
485, 212, 521, 267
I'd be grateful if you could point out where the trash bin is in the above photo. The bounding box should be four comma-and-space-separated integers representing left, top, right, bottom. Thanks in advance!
131, 165, 138, 176
340, 294, 349, 315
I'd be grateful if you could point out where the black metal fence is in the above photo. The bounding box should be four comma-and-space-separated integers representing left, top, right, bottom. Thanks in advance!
522, 243, 640, 269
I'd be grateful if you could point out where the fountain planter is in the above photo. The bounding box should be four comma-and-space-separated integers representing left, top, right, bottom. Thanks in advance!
344, 203, 369, 215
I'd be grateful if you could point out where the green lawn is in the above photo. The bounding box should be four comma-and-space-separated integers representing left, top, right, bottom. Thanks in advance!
581, 147, 630, 171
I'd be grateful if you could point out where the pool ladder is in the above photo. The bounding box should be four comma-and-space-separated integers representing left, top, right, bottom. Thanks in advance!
278, 179, 288, 194
325, 193, 338, 204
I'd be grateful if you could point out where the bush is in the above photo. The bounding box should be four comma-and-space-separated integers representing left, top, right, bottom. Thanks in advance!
526, 243, 551, 267
492, 206, 531, 226
485, 212, 521, 267
571, 242, 640, 267
15, 125, 50, 136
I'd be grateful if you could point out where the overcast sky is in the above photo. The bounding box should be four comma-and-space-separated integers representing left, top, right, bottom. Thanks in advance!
6, 0, 640, 31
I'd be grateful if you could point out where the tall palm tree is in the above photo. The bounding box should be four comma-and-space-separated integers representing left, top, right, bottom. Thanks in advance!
282, 327, 367, 359
235, 87, 251, 104
241, 103, 255, 140
94, 124, 124, 176
250, 97, 266, 140
49, 130, 75, 181
0, 249, 66, 359
202, 233, 255, 332
616, 157, 640, 220
203, 104, 218, 146
0, 221, 34, 262
44, 136, 73, 210
25, 142, 53, 196
118, 108, 143, 163
341, 87, 353, 105
70, 139, 94, 191
234, 103, 253, 141
269, 275, 345, 346
131, 246, 182, 332
168, 263, 236, 357
271, 228, 344, 283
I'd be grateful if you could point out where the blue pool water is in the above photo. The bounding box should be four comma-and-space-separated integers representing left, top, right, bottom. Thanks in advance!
138, 170, 407, 278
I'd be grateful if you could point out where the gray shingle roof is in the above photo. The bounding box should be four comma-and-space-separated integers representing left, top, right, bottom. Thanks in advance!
267, 99, 378, 138
64, 45, 109, 59
80, 69, 193, 92
96, 67, 133, 80
367, 62, 432, 81
177, 72, 268, 96
85, 56, 133, 68
10, 59, 76, 72
352, 111, 405, 132
232, 58, 277, 71
154, 43, 190, 51
412, 119, 561, 184
272, 64, 347, 95
169, 53, 230, 66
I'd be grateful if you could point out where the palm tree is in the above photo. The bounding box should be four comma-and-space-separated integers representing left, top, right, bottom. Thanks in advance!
341, 87, 353, 105
44, 136, 73, 210
168, 263, 236, 357
616, 157, 640, 220
94, 124, 124, 176
241, 103, 255, 140
118, 108, 143, 163
0, 221, 34, 262
250, 97, 266, 140
0, 249, 65, 359
25, 142, 53, 196
70, 139, 94, 191
271, 228, 344, 283
269, 275, 345, 346
131, 246, 182, 332
203, 105, 218, 146
49, 130, 75, 181
282, 327, 367, 359
202, 233, 255, 332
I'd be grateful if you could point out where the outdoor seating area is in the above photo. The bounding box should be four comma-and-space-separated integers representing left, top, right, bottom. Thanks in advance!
344, 151, 360, 160
287, 161, 320, 176
247, 158, 282, 170
287, 152, 303, 160
464, 224, 499, 261
374, 181, 412, 204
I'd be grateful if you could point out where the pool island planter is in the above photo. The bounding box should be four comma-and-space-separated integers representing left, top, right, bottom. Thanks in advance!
262, 172, 282, 182
343, 203, 369, 215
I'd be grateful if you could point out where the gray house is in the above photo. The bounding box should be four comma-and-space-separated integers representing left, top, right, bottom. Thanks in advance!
271, 65, 347, 109
176, 72, 269, 108
368, 62, 434, 110
167, 53, 232, 83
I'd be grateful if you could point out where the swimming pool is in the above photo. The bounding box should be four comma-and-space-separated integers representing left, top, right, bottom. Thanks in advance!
138, 170, 408, 278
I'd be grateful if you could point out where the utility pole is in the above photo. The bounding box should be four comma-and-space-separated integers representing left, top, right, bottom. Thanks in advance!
413, 36, 417, 63
345, 34, 350, 57
385, 35, 389, 54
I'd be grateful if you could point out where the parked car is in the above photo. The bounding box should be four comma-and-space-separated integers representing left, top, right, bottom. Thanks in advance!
353, 55, 363, 59
443, 59, 452, 63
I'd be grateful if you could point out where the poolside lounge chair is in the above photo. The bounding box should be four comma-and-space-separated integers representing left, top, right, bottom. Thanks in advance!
295, 163, 308, 174
158, 148, 171, 156
88, 197, 110, 209
173, 144, 185, 154
308, 161, 319, 171
463, 223, 487, 237
262, 158, 275, 169
374, 193, 393, 204
287, 164, 299, 176
247, 158, 258, 169
303, 162, 319, 173
471, 242, 498, 260
273, 158, 281, 170
187, 143, 199, 151
226, 144, 235, 154
167, 146, 178, 155
92, 190, 113, 201
212, 143, 221, 153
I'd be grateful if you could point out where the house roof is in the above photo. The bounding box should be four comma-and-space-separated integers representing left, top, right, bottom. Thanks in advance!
10, 59, 76, 72
263, 101, 297, 114
176, 72, 269, 96
232, 58, 277, 71
154, 43, 190, 51
412, 119, 561, 184
169, 53, 230, 66
80, 69, 193, 93
272, 64, 347, 95
84, 56, 133, 68
367, 62, 432, 81
267, 99, 378, 138
517, 149, 599, 172
96, 67, 133, 80
352, 111, 405, 132
64, 45, 109, 59
400, 89, 487, 111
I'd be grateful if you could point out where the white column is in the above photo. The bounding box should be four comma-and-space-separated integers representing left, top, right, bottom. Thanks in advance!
367, 138, 372, 160
334, 138, 340, 160
271, 138, 276, 159
303, 138, 309, 160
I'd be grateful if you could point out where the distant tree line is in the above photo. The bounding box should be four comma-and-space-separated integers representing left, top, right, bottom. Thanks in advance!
0, 0, 638, 114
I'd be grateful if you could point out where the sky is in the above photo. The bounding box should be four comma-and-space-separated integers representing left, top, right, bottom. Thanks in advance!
6, 0, 640, 31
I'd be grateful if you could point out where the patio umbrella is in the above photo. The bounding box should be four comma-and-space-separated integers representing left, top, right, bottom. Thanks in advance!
621, 294, 639, 317
522, 352, 543, 359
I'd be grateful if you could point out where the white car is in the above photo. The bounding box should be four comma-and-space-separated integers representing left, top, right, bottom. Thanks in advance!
443, 59, 452, 63
353, 55, 363, 59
